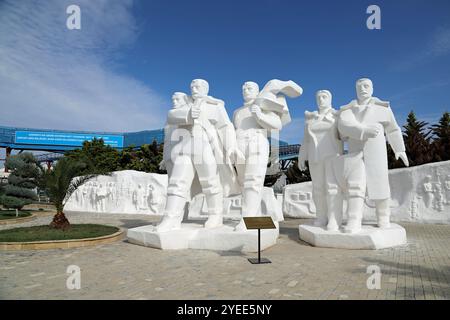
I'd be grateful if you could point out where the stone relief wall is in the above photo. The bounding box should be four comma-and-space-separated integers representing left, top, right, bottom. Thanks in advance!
283, 160, 450, 224
282, 181, 316, 218
65, 170, 167, 215
65, 160, 450, 224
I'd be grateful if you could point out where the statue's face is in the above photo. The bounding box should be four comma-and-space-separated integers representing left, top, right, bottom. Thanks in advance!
242, 83, 259, 102
191, 81, 208, 99
316, 92, 331, 109
171, 94, 185, 109
356, 80, 373, 101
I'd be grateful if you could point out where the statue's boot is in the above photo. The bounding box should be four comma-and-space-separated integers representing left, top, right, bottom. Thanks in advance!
344, 197, 364, 234
376, 199, 391, 228
155, 194, 185, 232
313, 193, 328, 227
204, 214, 223, 229
326, 193, 343, 232
204, 193, 223, 229
155, 215, 183, 232
235, 187, 262, 231
234, 220, 246, 231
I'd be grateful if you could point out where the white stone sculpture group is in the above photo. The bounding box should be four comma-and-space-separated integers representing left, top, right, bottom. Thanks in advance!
299, 78, 409, 234
125, 77, 411, 251
157, 78, 302, 232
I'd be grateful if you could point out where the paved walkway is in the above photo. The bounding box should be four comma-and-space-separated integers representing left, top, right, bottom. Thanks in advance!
0, 212, 449, 300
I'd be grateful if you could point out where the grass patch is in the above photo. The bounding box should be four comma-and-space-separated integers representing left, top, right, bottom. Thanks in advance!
0, 210, 31, 220
0, 224, 119, 242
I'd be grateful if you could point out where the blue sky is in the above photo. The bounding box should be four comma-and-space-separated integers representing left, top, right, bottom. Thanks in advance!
1, 0, 450, 146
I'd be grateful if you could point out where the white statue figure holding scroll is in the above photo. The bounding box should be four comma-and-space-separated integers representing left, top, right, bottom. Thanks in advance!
337, 78, 409, 232
156, 79, 243, 232
298, 90, 343, 229
233, 79, 302, 230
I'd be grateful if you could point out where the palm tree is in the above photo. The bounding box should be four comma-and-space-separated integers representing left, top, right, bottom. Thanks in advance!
40, 158, 97, 230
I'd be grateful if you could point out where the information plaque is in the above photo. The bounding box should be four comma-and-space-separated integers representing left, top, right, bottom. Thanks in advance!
243, 216, 276, 264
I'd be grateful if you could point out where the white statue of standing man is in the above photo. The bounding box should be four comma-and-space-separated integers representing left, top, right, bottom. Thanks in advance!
337, 78, 409, 232
156, 79, 243, 232
298, 90, 343, 229
233, 79, 302, 229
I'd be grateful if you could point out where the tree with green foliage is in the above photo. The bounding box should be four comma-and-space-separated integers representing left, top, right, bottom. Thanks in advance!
399, 111, 433, 167
65, 138, 120, 175
120, 141, 164, 173
431, 111, 450, 162
0, 176, 8, 203
65, 138, 165, 174
0, 153, 41, 215
39, 158, 97, 230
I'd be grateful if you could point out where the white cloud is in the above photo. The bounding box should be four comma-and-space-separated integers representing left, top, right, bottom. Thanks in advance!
428, 26, 450, 56
394, 26, 450, 71
0, 0, 168, 133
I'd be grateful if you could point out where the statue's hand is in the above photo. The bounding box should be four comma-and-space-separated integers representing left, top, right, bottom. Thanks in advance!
227, 148, 246, 165
159, 160, 166, 171
363, 124, 380, 140
395, 152, 409, 167
298, 159, 307, 171
191, 106, 200, 119
251, 104, 262, 117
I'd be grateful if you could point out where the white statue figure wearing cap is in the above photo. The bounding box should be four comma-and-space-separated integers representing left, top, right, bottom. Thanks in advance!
156, 79, 243, 232
337, 78, 409, 233
233, 79, 302, 230
298, 90, 343, 230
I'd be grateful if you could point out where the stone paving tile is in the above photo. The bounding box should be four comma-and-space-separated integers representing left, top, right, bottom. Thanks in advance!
0, 212, 449, 299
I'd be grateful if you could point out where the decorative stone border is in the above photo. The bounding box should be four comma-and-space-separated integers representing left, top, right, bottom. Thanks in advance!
0, 229, 125, 251
0, 213, 38, 225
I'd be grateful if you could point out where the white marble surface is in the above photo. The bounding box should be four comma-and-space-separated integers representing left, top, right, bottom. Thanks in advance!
127, 221, 279, 252
298, 223, 407, 250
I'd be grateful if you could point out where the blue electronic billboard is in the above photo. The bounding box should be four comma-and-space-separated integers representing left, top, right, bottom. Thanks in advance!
15, 131, 124, 148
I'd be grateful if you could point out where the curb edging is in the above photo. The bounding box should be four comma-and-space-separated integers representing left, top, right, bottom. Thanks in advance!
0, 228, 125, 251
0, 213, 38, 225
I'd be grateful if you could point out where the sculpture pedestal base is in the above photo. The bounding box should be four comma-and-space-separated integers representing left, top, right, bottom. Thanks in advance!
298, 223, 407, 250
127, 222, 279, 252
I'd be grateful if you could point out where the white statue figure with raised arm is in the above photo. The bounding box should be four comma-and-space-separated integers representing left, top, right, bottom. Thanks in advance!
156, 79, 243, 232
338, 78, 409, 232
298, 90, 343, 229
233, 79, 302, 230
